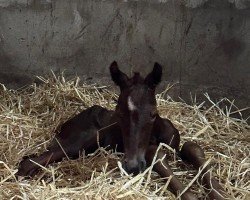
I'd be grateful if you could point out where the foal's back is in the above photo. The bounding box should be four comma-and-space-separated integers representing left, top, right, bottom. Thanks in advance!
49, 105, 117, 156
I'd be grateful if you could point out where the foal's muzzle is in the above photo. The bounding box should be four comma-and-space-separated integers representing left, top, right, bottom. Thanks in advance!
122, 158, 147, 175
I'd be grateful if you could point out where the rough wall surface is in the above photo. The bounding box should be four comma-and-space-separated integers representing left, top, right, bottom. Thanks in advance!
0, 0, 249, 119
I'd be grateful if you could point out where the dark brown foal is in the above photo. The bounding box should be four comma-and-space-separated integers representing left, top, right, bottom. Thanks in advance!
17, 61, 230, 200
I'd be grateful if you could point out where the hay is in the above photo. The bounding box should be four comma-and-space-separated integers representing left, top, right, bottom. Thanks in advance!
0, 73, 249, 200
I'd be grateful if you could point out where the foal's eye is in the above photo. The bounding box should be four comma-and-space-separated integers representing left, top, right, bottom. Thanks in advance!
150, 111, 157, 120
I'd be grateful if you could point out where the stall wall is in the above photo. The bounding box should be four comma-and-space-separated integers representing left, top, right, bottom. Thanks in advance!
0, 0, 249, 119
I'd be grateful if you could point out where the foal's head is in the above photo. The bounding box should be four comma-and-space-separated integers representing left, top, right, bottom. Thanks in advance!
110, 61, 162, 174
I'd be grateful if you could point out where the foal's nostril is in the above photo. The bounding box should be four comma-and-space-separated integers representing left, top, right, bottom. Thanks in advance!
122, 160, 128, 172
139, 160, 147, 171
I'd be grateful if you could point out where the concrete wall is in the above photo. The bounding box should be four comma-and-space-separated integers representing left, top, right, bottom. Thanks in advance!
0, 0, 249, 119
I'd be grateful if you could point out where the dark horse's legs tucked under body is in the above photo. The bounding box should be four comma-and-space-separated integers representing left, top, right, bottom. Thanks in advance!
17, 62, 230, 200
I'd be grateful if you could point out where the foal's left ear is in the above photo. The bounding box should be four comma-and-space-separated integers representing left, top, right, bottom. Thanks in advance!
144, 62, 162, 89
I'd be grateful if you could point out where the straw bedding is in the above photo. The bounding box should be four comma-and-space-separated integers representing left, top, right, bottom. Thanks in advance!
0, 73, 249, 200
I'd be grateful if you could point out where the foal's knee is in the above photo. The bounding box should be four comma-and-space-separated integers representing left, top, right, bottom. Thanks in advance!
180, 141, 206, 169
146, 145, 199, 200
145, 145, 167, 165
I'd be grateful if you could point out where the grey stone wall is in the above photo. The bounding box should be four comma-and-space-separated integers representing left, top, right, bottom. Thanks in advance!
0, 0, 249, 119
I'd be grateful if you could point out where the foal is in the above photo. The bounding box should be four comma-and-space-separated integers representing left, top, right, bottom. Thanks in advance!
17, 62, 229, 200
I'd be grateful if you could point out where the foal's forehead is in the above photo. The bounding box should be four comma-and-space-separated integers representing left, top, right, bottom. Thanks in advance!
128, 96, 137, 111
126, 86, 154, 111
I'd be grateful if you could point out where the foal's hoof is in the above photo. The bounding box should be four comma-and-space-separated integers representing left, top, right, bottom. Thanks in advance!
16, 158, 38, 178
181, 191, 199, 200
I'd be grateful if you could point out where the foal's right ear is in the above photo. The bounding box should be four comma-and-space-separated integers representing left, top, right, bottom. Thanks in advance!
110, 61, 129, 90
144, 62, 162, 89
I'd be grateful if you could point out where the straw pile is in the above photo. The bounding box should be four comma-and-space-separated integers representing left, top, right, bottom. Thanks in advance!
0, 73, 249, 200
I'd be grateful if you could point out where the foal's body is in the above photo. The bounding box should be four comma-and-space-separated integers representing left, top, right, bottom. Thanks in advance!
17, 62, 229, 200
17, 105, 178, 175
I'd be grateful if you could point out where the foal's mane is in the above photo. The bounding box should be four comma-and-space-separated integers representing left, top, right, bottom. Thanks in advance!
132, 72, 144, 85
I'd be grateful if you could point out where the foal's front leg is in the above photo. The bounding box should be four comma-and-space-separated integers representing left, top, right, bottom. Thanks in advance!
180, 142, 230, 200
149, 117, 198, 199
16, 147, 65, 177
153, 116, 230, 199
146, 145, 198, 200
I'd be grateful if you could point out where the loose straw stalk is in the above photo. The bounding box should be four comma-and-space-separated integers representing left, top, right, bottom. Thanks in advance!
0, 73, 249, 199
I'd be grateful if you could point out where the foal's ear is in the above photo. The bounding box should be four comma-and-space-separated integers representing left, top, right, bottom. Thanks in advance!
144, 62, 162, 89
110, 61, 129, 89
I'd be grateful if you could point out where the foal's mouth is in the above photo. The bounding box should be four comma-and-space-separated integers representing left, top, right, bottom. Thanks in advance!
122, 158, 147, 175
